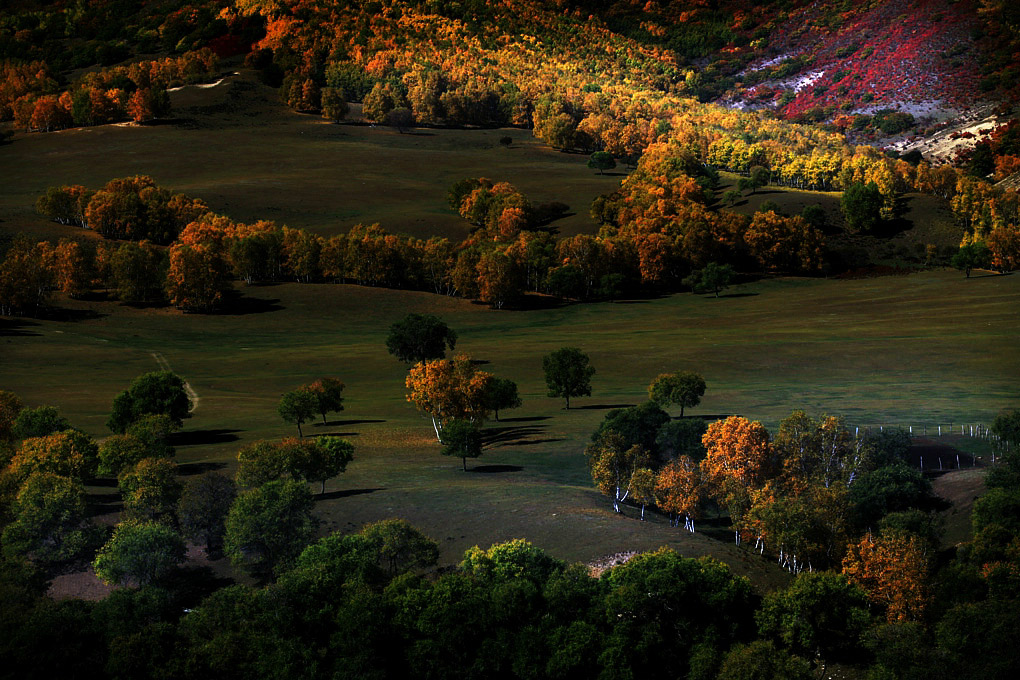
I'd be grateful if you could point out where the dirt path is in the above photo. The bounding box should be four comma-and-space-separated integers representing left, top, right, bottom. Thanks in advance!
150, 351, 199, 413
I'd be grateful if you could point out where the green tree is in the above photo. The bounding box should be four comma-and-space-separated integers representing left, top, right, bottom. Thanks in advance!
97, 433, 149, 477
386, 313, 458, 364
585, 431, 650, 513
588, 151, 616, 175
294, 435, 354, 494
235, 439, 294, 487
441, 418, 483, 471
0, 390, 23, 442
360, 518, 439, 577
647, 371, 707, 417
320, 86, 349, 122
107, 371, 192, 433
12, 406, 70, 439
841, 181, 884, 233
685, 262, 734, 297
716, 640, 812, 680
593, 401, 670, 452
1, 471, 100, 566
655, 418, 708, 463
224, 479, 317, 576
305, 377, 345, 425
481, 376, 522, 421
951, 242, 992, 278
278, 388, 317, 437
749, 165, 770, 192
118, 457, 182, 524
125, 414, 177, 459
543, 347, 595, 409
178, 472, 236, 554
757, 571, 872, 662
93, 521, 186, 586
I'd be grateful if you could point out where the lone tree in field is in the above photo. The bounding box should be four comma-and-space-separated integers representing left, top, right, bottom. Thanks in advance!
278, 388, 317, 437
588, 151, 616, 175
387, 313, 458, 365
306, 377, 345, 424
951, 242, 991, 278
482, 376, 522, 421
543, 347, 595, 409
841, 181, 884, 233
107, 371, 192, 433
684, 262, 734, 297
441, 418, 483, 471
648, 371, 707, 417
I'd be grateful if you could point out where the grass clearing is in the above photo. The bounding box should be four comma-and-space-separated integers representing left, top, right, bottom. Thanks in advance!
2, 269, 1017, 587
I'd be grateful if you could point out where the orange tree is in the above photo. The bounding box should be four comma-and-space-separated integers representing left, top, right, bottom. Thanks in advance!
405, 355, 492, 441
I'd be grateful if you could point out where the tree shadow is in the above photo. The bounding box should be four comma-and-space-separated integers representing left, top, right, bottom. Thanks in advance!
716, 292, 760, 299
316, 431, 360, 437
0, 319, 40, 336
497, 416, 550, 423
165, 565, 236, 609
577, 403, 635, 410
86, 492, 123, 516
42, 307, 107, 323
507, 437, 564, 446
326, 418, 386, 427
177, 461, 228, 476
470, 359, 491, 366
89, 478, 118, 488
171, 429, 242, 446
968, 271, 1013, 279
216, 292, 284, 316
470, 465, 523, 473
512, 294, 568, 311
482, 424, 547, 446
316, 487, 384, 501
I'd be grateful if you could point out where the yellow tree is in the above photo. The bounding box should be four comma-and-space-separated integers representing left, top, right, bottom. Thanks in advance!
842, 531, 929, 622
165, 243, 230, 312
584, 431, 650, 514
405, 355, 491, 441
654, 455, 703, 531
701, 416, 775, 542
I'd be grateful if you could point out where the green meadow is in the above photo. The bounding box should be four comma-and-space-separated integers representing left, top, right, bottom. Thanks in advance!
2, 69, 1017, 588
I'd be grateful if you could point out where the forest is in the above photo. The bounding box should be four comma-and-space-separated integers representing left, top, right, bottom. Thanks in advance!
1, 0, 1020, 679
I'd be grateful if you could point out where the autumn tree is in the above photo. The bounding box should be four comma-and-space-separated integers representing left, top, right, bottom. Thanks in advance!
405, 355, 492, 440
386, 313, 458, 364
5, 430, 100, 483
320, 87, 349, 122
93, 520, 186, 586
842, 531, 929, 623
655, 456, 704, 531
178, 473, 236, 554
97, 434, 151, 477
278, 388, 317, 437
109, 241, 166, 303
647, 371, 706, 417
543, 347, 595, 409
701, 416, 775, 537
629, 466, 657, 520
107, 371, 192, 433
165, 242, 231, 312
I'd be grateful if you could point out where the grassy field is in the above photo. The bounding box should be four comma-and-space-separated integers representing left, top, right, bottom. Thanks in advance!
1, 67, 1014, 590
2, 269, 1017, 587
0, 69, 622, 242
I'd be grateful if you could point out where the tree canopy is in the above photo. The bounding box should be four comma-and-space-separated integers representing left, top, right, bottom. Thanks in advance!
107, 371, 192, 433
543, 347, 595, 409
648, 371, 706, 416
386, 313, 458, 364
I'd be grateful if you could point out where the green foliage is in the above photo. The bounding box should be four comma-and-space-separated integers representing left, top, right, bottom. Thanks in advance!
757, 571, 872, 660
236, 439, 293, 488
93, 521, 186, 586
7, 429, 99, 482
862, 428, 912, 468
648, 370, 707, 416
593, 401, 670, 452
716, 640, 812, 680
655, 418, 708, 463
107, 371, 191, 433
118, 457, 182, 524
386, 313, 458, 364
841, 181, 884, 234
951, 242, 991, 277
588, 151, 616, 174
0, 390, 23, 442
12, 406, 70, 439
440, 418, 483, 470
481, 376, 522, 420
543, 346, 595, 408
178, 472, 236, 553
461, 538, 564, 583
850, 462, 934, 530
294, 435, 354, 494
97, 433, 149, 477
224, 479, 317, 576
685, 262, 734, 297
360, 519, 439, 577
277, 388, 317, 437
306, 377, 345, 425
1, 471, 99, 566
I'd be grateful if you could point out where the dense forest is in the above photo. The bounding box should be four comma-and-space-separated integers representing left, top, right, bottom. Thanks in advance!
2, 1, 1020, 678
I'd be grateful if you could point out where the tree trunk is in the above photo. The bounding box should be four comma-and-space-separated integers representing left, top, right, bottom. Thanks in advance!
432, 416, 442, 442
462, 456, 467, 472
297, 422, 303, 437
321, 412, 327, 425
321, 479, 326, 495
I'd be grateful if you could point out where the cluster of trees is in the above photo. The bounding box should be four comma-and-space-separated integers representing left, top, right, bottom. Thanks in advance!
277, 377, 346, 436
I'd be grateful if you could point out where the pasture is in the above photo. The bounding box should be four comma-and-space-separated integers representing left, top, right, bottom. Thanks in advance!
2, 269, 1017, 587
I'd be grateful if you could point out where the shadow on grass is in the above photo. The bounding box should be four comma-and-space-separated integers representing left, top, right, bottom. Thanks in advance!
0, 318, 40, 336
968, 271, 1013, 279
482, 424, 547, 446
166, 566, 235, 609
497, 416, 551, 423
577, 403, 635, 410
43, 307, 108, 323
87, 493, 122, 516
172, 429, 242, 446
506, 437, 565, 447
317, 487, 384, 501
512, 295, 568, 311
324, 418, 386, 427
716, 292, 759, 299
178, 461, 228, 476
470, 464, 523, 473
217, 292, 284, 316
